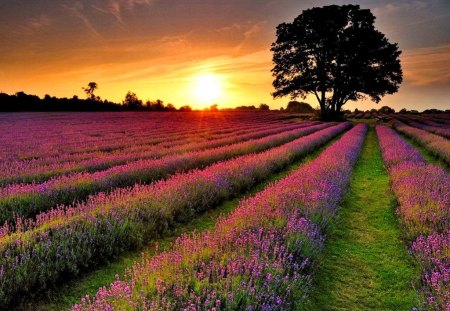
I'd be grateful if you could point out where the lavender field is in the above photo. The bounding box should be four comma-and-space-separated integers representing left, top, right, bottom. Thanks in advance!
2, 0, 449, 309
0, 111, 447, 310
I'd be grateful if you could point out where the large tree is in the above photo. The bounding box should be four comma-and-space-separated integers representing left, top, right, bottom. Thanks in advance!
271, 4, 402, 120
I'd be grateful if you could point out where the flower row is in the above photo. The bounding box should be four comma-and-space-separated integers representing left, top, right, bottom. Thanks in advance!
72, 124, 367, 310
376, 125, 449, 310
392, 120, 450, 164
0, 123, 329, 225
1, 121, 310, 185
1, 112, 282, 162
0, 123, 352, 305
1, 115, 284, 172
407, 120, 450, 139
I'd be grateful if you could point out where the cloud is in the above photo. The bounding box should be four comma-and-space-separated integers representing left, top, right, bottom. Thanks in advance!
61, 1, 103, 38
215, 20, 267, 52
373, 1, 431, 15
12, 15, 52, 36
216, 21, 266, 39
92, 0, 156, 25
402, 44, 450, 86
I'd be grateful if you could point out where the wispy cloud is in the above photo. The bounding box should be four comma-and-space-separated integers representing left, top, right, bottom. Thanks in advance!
12, 14, 52, 36
61, 1, 103, 38
373, 0, 431, 15
92, 0, 156, 25
216, 20, 267, 52
402, 44, 450, 86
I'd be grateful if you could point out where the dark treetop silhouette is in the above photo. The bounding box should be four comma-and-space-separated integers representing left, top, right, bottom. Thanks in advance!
271, 4, 403, 120
82, 82, 99, 101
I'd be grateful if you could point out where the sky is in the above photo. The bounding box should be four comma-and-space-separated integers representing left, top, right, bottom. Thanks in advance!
0, 0, 449, 111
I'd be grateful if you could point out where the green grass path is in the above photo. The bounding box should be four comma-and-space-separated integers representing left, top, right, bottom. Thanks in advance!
302, 126, 420, 310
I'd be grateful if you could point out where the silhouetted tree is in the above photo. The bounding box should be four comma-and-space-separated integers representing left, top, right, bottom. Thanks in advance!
83, 82, 99, 101
259, 104, 270, 110
423, 109, 443, 114
210, 104, 218, 112
165, 103, 176, 111
235, 105, 256, 111
271, 4, 402, 120
123, 91, 143, 109
0, 91, 121, 111
146, 99, 165, 111
285, 101, 314, 113
378, 105, 395, 113
179, 105, 192, 112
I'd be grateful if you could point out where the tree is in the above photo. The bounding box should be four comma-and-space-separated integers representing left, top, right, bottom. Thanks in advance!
82, 82, 99, 101
179, 105, 192, 112
165, 103, 176, 111
259, 103, 270, 111
285, 101, 314, 113
271, 4, 402, 120
123, 91, 143, 109
146, 99, 165, 111
210, 104, 218, 112
378, 105, 395, 113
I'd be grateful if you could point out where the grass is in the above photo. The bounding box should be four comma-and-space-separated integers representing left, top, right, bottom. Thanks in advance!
25, 129, 344, 311
300, 125, 421, 310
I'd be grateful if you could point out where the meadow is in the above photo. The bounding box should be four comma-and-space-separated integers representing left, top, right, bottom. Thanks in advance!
0, 111, 448, 310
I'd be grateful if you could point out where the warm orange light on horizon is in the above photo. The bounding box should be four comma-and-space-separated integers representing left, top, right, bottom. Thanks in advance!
192, 73, 223, 108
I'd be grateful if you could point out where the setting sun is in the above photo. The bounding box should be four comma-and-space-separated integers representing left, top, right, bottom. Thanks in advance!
193, 73, 222, 106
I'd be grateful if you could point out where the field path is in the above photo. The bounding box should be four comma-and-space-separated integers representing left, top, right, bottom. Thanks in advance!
302, 125, 420, 310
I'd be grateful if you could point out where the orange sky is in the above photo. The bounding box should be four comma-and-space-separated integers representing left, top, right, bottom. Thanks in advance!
0, 0, 449, 111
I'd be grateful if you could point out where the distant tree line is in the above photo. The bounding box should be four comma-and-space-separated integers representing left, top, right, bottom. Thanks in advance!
0, 92, 123, 112
0, 82, 276, 112
221, 104, 270, 111
343, 106, 449, 115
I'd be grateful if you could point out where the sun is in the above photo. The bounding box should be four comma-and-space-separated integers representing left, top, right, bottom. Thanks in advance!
193, 74, 222, 106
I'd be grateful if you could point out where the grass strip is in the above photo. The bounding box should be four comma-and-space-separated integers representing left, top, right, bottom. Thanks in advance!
301, 125, 420, 310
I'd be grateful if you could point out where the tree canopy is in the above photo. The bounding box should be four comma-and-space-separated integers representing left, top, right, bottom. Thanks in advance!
271, 4, 402, 119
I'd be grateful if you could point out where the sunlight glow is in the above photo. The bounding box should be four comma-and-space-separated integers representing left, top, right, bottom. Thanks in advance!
193, 73, 222, 107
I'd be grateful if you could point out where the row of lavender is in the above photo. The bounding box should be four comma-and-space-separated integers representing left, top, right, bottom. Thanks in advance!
396, 114, 450, 137
1, 121, 313, 185
71, 124, 367, 310
0, 123, 352, 305
392, 120, 450, 165
1, 112, 284, 161
0, 116, 294, 181
0, 122, 329, 224
377, 126, 449, 310
399, 117, 450, 139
